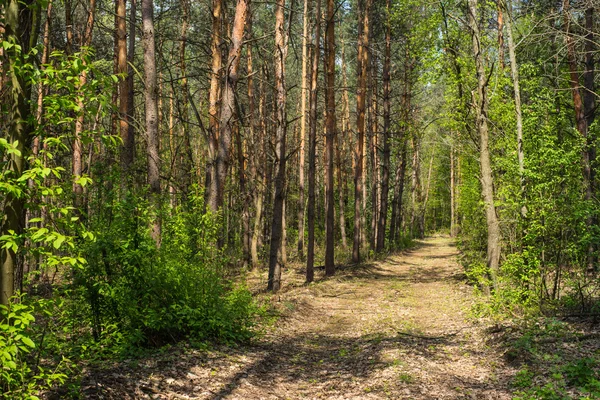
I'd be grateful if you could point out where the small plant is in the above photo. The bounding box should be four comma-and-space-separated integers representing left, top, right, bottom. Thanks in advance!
563, 358, 598, 387
513, 367, 534, 388
0, 300, 68, 399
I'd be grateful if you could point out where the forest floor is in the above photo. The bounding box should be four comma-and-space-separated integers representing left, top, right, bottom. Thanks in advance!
81, 236, 521, 399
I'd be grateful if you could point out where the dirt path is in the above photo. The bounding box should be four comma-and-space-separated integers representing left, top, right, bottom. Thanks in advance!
83, 236, 517, 399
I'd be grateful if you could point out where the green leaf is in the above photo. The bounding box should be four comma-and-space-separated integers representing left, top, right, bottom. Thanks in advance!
53, 235, 65, 249
20, 336, 35, 348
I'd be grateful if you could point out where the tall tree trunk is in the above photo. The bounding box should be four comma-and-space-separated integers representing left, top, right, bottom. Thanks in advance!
73, 0, 96, 209
65, 0, 73, 55
369, 56, 378, 250
338, 34, 349, 250
206, 0, 223, 212
410, 133, 421, 238
117, 0, 134, 171
142, 0, 161, 245
215, 0, 249, 218
306, 0, 320, 282
377, 0, 392, 251
469, 0, 501, 289
564, 0, 595, 269
450, 141, 456, 237
33, 0, 52, 156
179, 0, 193, 196
297, 0, 310, 260
268, 0, 289, 291
497, 1, 504, 70
1, 0, 36, 306
390, 138, 408, 244
353, 0, 370, 263
421, 151, 435, 232
324, 0, 335, 276
503, 0, 526, 218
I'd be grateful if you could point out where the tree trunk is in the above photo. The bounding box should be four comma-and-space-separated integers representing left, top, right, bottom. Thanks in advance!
179, 0, 193, 197
339, 34, 350, 250
306, 0, 320, 283
390, 138, 408, 244
33, 0, 52, 156
324, 0, 335, 276
268, 0, 289, 291
1, 0, 35, 306
117, 0, 134, 171
450, 141, 456, 237
503, 0, 526, 218
297, 0, 310, 260
142, 0, 161, 245
206, 0, 223, 212
377, 2, 391, 251
214, 0, 249, 218
353, 0, 370, 263
469, 0, 501, 289
73, 0, 96, 209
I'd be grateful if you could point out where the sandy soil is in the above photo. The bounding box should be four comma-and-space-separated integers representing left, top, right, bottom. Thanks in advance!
80, 236, 518, 399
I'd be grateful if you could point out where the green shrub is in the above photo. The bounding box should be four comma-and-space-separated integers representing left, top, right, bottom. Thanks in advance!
0, 300, 68, 399
79, 189, 261, 352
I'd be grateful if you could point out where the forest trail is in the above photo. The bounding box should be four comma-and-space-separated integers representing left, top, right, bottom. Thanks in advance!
84, 236, 517, 399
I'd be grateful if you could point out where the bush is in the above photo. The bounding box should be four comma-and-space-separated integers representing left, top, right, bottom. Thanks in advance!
0, 300, 67, 399
79, 189, 261, 352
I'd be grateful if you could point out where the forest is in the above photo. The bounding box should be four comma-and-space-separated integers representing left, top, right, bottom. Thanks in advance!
2, 0, 600, 398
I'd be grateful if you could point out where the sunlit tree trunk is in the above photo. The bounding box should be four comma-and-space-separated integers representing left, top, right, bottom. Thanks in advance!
141, 0, 161, 245
377, 0, 391, 251
179, 0, 193, 197
268, 0, 289, 291
503, 0, 526, 218
215, 0, 249, 218
353, 0, 370, 263
338, 34, 350, 250
206, 0, 223, 212
469, 0, 501, 289
297, 0, 310, 260
117, 0, 134, 171
306, 0, 321, 283
324, 0, 336, 276
73, 0, 96, 209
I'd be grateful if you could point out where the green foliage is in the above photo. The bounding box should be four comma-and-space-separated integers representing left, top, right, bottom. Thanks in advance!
79, 188, 261, 352
0, 300, 67, 400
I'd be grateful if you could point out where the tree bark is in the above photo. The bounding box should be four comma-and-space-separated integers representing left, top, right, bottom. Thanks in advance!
297, 0, 310, 260
214, 0, 249, 218
469, 0, 501, 289
503, 0, 525, 218
353, 0, 370, 263
73, 0, 96, 209
117, 0, 134, 171
268, 0, 289, 291
206, 0, 223, 212
324, 0, 336, 276
377, 1, 391, 251
1, 0, 36, 306
306, 0, 321, 283
142, 0, 161, 245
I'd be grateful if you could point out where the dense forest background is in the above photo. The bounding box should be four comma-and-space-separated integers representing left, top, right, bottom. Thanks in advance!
2, 0, 600, 397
